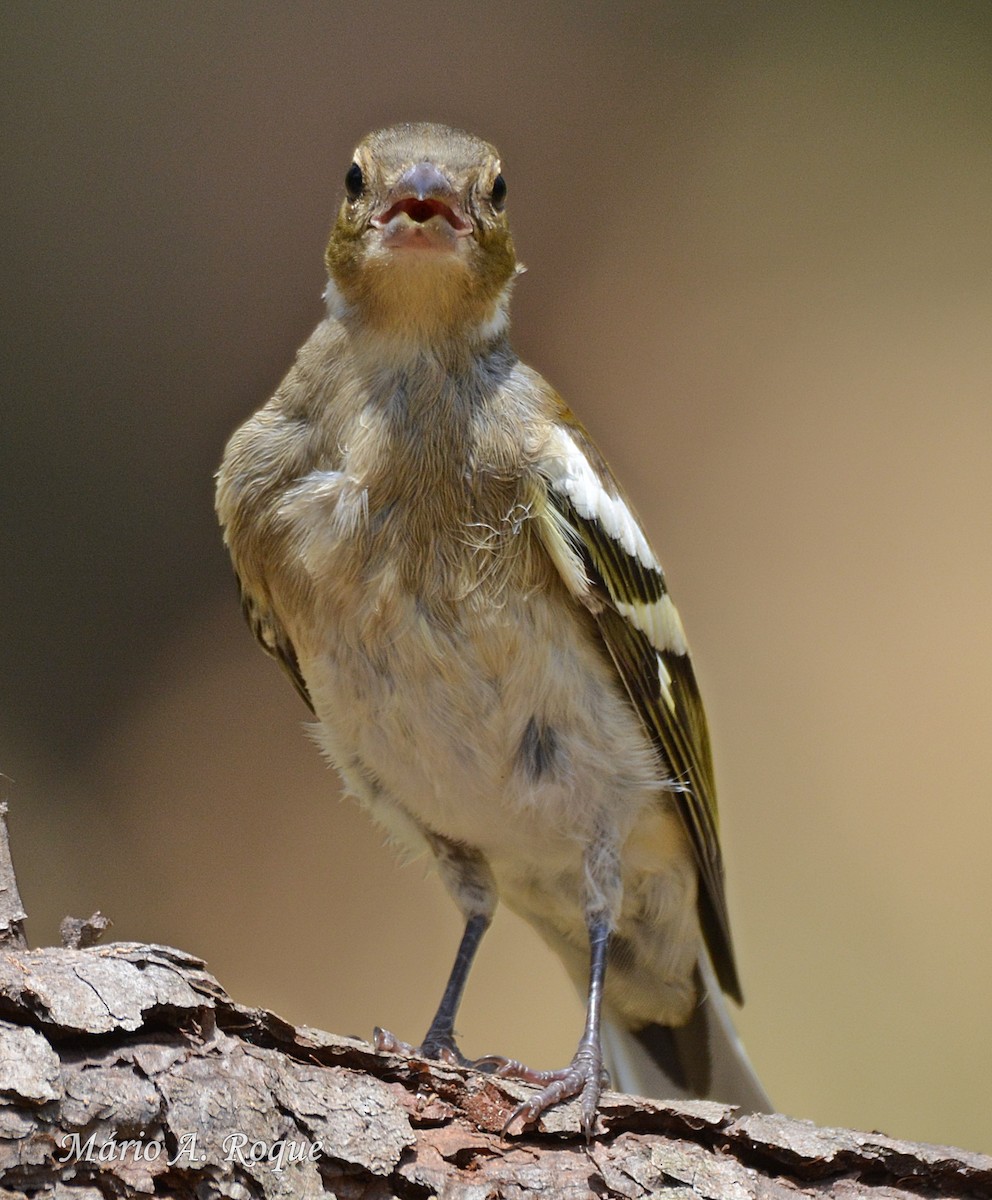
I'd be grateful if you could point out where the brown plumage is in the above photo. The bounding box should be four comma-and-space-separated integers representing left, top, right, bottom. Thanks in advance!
216, 122, 768, 1136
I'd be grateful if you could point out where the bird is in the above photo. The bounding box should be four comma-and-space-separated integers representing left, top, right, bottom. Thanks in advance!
216, 121, 769, 1137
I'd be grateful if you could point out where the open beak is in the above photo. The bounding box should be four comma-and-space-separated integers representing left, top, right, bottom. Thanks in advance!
372, 162, 471, 251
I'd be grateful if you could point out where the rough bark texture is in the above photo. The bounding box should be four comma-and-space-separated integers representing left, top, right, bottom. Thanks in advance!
0, 941, 988, 1200
0, 804, 27, 952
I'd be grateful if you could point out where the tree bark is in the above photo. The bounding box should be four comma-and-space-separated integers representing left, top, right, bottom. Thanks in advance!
0, 803, 27, 951
0, 939, 988, 1200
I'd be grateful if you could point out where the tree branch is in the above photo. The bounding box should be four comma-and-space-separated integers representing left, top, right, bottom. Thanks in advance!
0, 940, 988, 1199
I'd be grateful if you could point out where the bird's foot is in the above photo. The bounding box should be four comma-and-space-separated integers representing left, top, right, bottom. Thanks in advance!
373, 1025, 471, 1068
475, 1039, 609, 1138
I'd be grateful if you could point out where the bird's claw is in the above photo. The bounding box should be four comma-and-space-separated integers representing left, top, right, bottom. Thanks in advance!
373, 1026, 417, 1057
377, 1030, 608, 1138
472, 1053, 554, 1083
478, 1044, 608, 1139
373, 1025, 469, 1067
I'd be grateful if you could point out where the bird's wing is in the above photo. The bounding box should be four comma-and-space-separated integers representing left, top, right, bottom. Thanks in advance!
538, 414, 742, 1003
239, 580, 315, 714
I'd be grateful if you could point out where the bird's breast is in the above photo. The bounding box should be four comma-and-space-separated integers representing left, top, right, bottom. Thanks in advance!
280, 385, 554, 639
274, 419, 658, 849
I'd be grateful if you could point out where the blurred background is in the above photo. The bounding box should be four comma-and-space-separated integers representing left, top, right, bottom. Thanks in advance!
3, 0, 990, 1155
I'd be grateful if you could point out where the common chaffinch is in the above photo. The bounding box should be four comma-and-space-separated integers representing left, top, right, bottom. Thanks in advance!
216, 122, 768, 1136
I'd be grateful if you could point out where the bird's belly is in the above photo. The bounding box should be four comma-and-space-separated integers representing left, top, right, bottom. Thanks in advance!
297, 539, 700, 1025
302, 577, 661, 871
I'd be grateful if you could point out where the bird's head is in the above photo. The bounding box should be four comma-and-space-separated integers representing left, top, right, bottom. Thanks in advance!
324, 123, 519, 348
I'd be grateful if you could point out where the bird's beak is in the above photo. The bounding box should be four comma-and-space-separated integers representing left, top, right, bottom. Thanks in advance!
371, 162, 472, 251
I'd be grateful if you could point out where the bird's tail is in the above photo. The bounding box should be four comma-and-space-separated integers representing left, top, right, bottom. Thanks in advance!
602, 954, 771, 1112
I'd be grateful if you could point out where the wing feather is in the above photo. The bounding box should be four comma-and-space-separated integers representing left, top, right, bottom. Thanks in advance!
541, 420, 742, 1002
240, 580, 315, 714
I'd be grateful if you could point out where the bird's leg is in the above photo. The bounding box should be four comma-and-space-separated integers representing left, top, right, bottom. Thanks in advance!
477, 915, 612, 1139
477, 828, 621, 1137
419, 910, 493, 1059
375, 836, 496, 1066
375, 911, 491, 1064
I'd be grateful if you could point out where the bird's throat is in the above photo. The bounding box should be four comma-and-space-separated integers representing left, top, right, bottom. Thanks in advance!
331, 252, 511, 364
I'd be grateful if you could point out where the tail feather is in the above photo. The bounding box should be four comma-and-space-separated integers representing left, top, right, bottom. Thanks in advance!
602, 955, 771, 1113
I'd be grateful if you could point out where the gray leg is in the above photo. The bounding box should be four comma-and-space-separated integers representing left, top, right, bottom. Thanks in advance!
375, 834, 496, 1065
479, 913, 612, 1139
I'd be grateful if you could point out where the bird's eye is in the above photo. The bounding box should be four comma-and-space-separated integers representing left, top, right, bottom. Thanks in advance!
344, 162, 364, 201
491, 173, 507, 211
